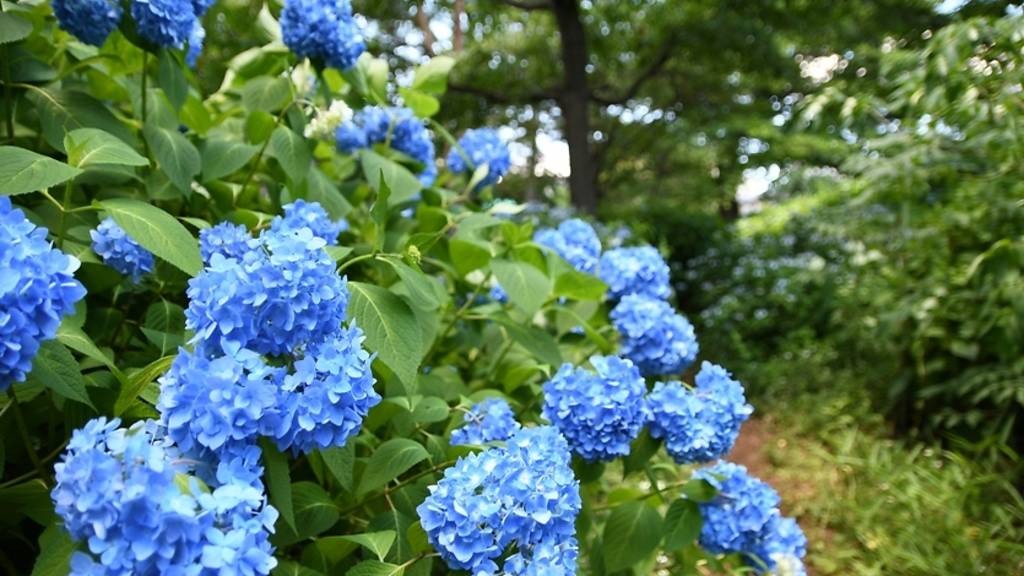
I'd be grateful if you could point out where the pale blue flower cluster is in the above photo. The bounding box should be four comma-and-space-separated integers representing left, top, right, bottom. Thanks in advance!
542, 355, 647, 462
489, 283, 508, 304
534, 218, 602, 274
335, 106, 437, 186
598, 245, 671, 301
52, 418, 278, 576
0, 198, 86, 391
131, 0, 200, 47
52, 0, 123, 45
647, 362, 753, 463
280, 0, 365, 71
417, 426, 580, 575
91, 217, 155, 283
692, 461, 807, 574
164, 203, 379, 457
447, 128, 511, 189
187, 20, 205, 66
270, 199, 348, 245
450, 398, 521, 446
611, 294, 699, 376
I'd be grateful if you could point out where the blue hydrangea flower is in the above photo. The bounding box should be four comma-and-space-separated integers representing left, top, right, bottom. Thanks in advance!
271, 324, 380, 453
335, 106, 437, 186
186, 227, 349, 357
534, 219, 601, 274
447, 128, 511, 189
647, 362, 753, 463
542, 355, 648, 462
186, 19, 205, 66
91, 217, 155, 283
417, 426, 580, 575
611, 294, 699, 376
270, 199, 348, 245
451, 398, 521, 446
199, 222, 254, 263
692, 461, 806, 573
52, 0, 123, 46
0, 198, 86, 391
130, 0, 197, 48
52, 418, 278, 575
489, 283, 508, 304
598, 245, 671, 301
191, 0, 214, 16
280, 0, 365, 71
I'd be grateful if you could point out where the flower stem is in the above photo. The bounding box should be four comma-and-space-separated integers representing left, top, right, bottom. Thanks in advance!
57, 180, 72, 249
6, 389, 49, 485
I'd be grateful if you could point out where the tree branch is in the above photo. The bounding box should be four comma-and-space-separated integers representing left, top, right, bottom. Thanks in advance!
415, 1, 435, 56
495, 0, 552, 10
590, 45, 675, 105
448, 81, 560, 103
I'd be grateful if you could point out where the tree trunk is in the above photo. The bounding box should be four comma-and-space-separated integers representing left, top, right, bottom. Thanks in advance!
551, 0, 598, 213
416, 1, 434, 55
453, 0, 465, 53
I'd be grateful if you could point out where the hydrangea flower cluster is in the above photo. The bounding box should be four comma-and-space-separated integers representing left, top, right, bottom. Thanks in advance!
269, 199, 348, 245
91, 217, 155, 283
611, 294, 699, 376
598, 245, 671, 301
692, 461, 807, 574
542, 355, 648, 461
162, 200, 379, 458
647, 362, 753, 463
0, 198, 86, 391
305, 100, 354, 141
280, 0, 365, 71
447, 128, 511, 189
489, 282, 509, 304
418, 426, 580, 575
450, 398, 521, 446
335, 106, 437, 186
52, 0, 123, 46
534, 218, 602, 274
52, 418, 278, 575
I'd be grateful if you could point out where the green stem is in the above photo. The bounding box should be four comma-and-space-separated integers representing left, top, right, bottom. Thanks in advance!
0, 0, 11, 143
424, 276, 490, 363
645, 464, 669, 504
56, 180, 72, 249
140, 52, 149, 157
336, 252, 378, 274
337, 460, 455, 517
239, 101, 294, 193
6, 389, 49, 485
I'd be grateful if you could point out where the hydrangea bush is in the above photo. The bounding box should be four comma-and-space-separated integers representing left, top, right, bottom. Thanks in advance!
0, 3, 806, 575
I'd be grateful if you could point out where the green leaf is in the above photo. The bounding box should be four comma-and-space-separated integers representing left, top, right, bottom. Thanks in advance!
398, 87, 440, 118
412, 56, 456, 95
270, 126, 310, 184
346, 560, 404, 576
361, 150, 422, 205
113, 355, 175, 415
64, 128, 148, 168
28, 340, 92, 408
663, 499, 702, 551
246, 110, 277, 143
242, 76, 292, 111
276, 482, 340, 544
370, 168, 392, 249
379, 256, 446, 311
0, 146, 81, 196
157, 49, 188, 111
305, 168, 353, 219
27, 88, 135, 152
30, 524, 73, 576
57, 323, 118, 374
338, 531, 396, 562
0, 480, 53, 525
0, 13, 32, 45
142, 300, 185, 355
357, 439, 430, 496
406, 521, 430, 555
320, 443, 355, 492
273, 560, 325, 576
602, 501, 663, 572
449, 238, 491, 276
262, 439, 296, 532
622, 429, 661, 477
348, 282, 424, 389
680, 478, 717, 503
490, 315, 562, 367
411, 397, 449, 423
201, 138, 259, 181
490, 259, 551, 317
99, 198, 202, 276
143, 123, 201, 193
553, 268, 607, 301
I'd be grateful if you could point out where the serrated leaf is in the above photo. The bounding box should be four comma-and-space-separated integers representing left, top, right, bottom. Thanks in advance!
64, 128, 148, 168
348, 282, 423, 389
276, 482, 339, 545
0, 146, 81, 196
201, 138, 259, 181
270, 126, 310, 184
320, 443, 355, 492
113, 354, 175, 415
305, 168, 352, 218
380, 256, 446, 311
0, 12, 32, 45
490, 259, 551, 317
602, 501, 663, 572
57, 323, 118, 374
143, 123, 201, 193
361, 150, 422, 205
490, 315, 562, 367
29, 340, 92, 408
338, 531, 396, 562
663, 499, 702, 551
99, 198, 202, 276
357, 439, 429, 496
